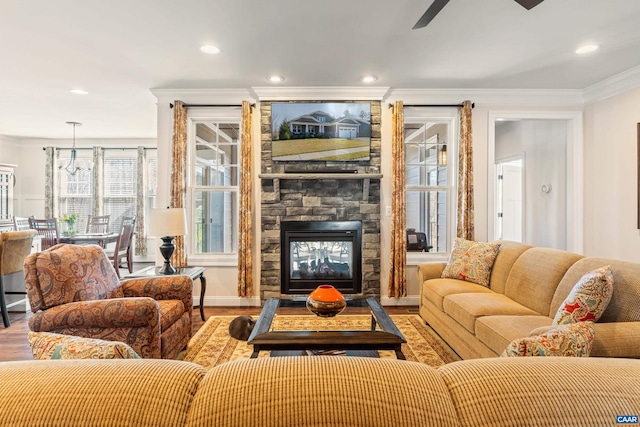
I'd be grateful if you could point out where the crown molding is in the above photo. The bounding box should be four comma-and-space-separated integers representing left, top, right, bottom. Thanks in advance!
583, 65, 640, 104
252, 86, 390, 101
150, 88, 256, 105
387, 88, 584, 107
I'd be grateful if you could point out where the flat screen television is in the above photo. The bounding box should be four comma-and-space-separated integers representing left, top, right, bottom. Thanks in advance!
271, 102, 371, 162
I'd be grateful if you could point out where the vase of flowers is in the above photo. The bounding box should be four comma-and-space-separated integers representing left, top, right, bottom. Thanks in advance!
60, 213, 78, 236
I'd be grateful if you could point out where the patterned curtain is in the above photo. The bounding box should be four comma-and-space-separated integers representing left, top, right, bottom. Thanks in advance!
237, 101, 253, 298
91, 147, 104, 216
457, 101, 474, 240
170, 100, 188, 267
44, 147, 55, 218
388, 101, 407, 299
135, 146, 147, 256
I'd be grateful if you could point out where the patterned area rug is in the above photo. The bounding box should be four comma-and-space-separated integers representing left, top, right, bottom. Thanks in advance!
184, 314, 460, 370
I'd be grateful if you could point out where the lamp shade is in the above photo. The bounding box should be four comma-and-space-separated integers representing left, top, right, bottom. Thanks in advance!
148, 208, 187, 237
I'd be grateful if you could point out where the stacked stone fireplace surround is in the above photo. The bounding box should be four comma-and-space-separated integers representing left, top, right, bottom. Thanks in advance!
260, 101, 382, 300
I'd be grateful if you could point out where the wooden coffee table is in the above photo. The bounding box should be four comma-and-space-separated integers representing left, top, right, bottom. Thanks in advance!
247, 297, 406, 359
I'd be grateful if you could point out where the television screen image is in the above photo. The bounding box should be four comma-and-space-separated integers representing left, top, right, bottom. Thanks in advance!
271, 102, 371, 162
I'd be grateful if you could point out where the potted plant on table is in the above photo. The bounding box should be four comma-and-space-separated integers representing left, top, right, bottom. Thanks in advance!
59, 213, 78, 236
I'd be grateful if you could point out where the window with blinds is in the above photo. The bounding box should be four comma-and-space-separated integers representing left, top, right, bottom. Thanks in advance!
103, 151, 137, 233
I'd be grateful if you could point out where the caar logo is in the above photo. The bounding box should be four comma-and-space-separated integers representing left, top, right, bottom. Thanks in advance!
617, 415, 639, 424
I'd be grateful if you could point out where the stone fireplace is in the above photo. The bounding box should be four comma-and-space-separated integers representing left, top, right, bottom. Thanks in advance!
259, 101, 382, 300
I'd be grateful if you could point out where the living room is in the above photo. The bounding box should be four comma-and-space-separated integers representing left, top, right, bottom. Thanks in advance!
2, 2, 640, 424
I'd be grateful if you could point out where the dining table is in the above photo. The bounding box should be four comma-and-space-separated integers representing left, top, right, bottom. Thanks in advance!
58, 232, 119, 248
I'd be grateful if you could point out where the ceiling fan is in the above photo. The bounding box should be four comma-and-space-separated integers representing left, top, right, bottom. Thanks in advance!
413, 0, 544, 30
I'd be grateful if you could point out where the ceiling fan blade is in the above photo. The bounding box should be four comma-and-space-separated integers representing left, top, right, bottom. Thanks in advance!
412, 0, 450, 30
513, 0, 544, 10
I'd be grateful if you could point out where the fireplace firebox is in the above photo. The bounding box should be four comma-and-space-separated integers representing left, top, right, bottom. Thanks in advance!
281, 221, 362, 294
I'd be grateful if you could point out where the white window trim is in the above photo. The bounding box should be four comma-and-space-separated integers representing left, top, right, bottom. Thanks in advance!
404, 108, 459, 263
186, 108, 242, 266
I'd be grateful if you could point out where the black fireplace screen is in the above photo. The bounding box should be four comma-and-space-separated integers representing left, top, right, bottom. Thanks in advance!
281, 221, 362, 294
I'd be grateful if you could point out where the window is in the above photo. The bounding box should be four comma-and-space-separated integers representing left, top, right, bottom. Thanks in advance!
188, 115, 241, 261
57, 149, 93, 232
103, 151, 137, 232
405, 111, 457, 254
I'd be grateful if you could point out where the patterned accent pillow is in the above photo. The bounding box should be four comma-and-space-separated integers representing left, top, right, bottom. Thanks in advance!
501, 322, 595, 357
553, 265, 614, 325
441, 238, 501, 287
28, 332, 140, 360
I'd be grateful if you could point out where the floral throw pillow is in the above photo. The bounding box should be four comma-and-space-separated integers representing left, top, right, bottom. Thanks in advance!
441, 238, 501, 287
501, 321, 595, 357
28, 332, 140, 360
553, 265, 614, 325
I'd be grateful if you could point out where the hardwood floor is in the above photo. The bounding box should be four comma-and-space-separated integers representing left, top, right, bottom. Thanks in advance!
0, 305, 419, 362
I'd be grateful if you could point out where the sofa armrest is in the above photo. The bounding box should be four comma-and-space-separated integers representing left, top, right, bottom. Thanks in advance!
120, 276, 193, 318
28, 297, 160, 331
417, 263, 447, 284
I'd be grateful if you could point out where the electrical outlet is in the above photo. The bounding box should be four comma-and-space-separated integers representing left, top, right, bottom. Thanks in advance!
386, 206, 392, 216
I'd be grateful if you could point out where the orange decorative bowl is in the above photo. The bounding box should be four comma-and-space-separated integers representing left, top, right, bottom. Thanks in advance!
306, 284, 347, 317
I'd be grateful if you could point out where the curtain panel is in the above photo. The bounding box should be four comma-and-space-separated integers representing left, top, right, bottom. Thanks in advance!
170, 100, 188, 267
388, 100, 407, 299
457, 100, 474, 240
237, 100, 253, 298
44, 147, 55, 218
135, 146, 147, 256
91, 147, 104, 216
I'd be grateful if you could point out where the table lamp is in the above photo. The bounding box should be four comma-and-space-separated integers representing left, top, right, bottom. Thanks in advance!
148, 207, 188, 275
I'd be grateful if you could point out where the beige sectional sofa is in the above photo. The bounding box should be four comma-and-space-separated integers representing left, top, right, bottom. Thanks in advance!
418, 240, 640, 359
2, 356, 640, 427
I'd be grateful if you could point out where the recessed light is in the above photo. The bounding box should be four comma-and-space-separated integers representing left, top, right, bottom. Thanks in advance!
576, 44, 599, 55
70, 88, 88, 95
360, 75, 378, 83
267, 75, 285, 83
200, 45, 220, 54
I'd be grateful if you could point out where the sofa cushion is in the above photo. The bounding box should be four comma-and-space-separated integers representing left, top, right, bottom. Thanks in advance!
553, 265, 614, 325
441, 238, 501, 287
484, 241, 532, 295
475, 315, 553, 355
422, 278, 494, 311
443, 293, 538, 334
504, 247, 583, 316
157, 299, 187, 330
501, 321, 595, 357
28, 331, 140, 359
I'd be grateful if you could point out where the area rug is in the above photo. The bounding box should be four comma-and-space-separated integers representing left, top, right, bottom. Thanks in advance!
184, 314, 460, 370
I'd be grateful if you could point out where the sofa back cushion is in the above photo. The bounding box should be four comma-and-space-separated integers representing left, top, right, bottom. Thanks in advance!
551, 258, 640, 322
504, 247, 583, 315
25, 244, 122, 312
187, 356, 461, 427
486, 241, 532, 295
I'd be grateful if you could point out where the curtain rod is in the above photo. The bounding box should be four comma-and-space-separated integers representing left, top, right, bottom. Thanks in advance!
43, 147, 157, 151
169, 103, 255, 109
388, 103, 475, 109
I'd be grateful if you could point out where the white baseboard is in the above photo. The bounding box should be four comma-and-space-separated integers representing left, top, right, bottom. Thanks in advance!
380, 295, 420, 306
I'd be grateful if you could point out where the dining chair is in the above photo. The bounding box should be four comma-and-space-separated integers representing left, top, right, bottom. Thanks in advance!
86, 214, 110, 234
0, 230, 37, 327
106, 216, 136, 278
13, 216, 33, 231
29, 218, 60, 250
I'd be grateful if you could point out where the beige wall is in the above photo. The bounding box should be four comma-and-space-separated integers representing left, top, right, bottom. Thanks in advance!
583, 86, 640, 261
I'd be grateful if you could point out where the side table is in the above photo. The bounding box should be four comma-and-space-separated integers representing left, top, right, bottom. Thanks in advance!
124, 266, 207, 321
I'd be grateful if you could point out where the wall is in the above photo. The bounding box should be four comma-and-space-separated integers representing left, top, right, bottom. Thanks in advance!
583, 86, 640, 261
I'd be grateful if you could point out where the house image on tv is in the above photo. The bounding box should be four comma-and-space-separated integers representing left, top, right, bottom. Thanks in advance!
288, 111, 371, 139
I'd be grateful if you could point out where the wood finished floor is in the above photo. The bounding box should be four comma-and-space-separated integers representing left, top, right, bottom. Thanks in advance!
0, 305, 419, 362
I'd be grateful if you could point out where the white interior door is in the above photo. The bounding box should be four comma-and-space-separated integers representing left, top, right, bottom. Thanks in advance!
497, 159, 523, 242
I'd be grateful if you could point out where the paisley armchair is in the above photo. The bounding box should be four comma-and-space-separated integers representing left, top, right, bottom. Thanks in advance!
24, 244, 193, 359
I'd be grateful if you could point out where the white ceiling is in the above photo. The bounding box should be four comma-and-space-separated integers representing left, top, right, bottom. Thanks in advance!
2, 0, 640, 139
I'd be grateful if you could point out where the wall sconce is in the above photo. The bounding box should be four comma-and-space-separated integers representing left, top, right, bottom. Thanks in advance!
148, 207, 188, 274
439, 145, 447, 165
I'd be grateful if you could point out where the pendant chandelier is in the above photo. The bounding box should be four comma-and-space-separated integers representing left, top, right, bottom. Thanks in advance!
60, 121, 92, 176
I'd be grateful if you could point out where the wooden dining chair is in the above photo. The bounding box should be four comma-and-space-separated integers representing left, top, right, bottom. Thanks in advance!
28, 218, 60, 250
13, 216, 33, 231
86, 215, 110, 234
106, 216, 136, 278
